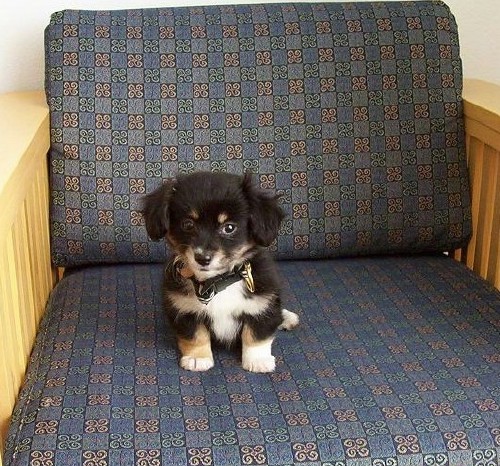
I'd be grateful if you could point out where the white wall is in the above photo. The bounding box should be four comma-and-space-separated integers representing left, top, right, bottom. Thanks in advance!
1, 0, 499, 94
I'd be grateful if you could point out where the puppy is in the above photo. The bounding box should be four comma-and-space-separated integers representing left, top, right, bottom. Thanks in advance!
142, 171, 299, 373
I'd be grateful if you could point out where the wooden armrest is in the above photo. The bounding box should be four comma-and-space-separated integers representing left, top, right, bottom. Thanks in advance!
458, 79, 500, 289
0, 91, 56, 454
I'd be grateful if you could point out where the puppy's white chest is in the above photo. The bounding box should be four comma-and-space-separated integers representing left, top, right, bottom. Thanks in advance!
205, 281, 247, 342
173, 280, 270, 343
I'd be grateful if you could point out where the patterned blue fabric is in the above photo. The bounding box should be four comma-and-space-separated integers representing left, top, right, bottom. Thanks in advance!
5, 257, 499, 465
45, 1, 471, 267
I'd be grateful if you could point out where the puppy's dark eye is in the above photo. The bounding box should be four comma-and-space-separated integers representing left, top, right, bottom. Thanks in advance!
220, 223, 237, 237
181, 218, 195, 232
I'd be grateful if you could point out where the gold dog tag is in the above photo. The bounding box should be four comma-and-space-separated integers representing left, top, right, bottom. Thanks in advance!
241, 261, 255, 293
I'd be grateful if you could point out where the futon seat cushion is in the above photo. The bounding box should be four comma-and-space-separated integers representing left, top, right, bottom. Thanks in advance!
5, 256, 499, 465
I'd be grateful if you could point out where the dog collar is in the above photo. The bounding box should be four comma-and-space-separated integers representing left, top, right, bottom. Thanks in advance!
173, 257, 255, 305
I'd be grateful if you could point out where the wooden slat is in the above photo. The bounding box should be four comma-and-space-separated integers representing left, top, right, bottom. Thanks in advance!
3, 235, 27, 382
26, 167, 54, 324
465, 136, 483, 269
15, 208, 37, 356
0, 244, 20, 438
487, 153, 500, 288
484, 147, 500, 289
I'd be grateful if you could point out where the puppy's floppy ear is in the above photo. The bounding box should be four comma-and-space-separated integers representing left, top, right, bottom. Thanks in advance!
242, 172, 285, 247
142, 180, 176, 241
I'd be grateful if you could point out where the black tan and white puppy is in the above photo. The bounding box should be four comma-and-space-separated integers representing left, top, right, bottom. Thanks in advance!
142, 171, 299, 373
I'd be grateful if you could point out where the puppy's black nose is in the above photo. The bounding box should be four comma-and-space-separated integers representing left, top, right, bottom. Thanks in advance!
194, 252, 212, 267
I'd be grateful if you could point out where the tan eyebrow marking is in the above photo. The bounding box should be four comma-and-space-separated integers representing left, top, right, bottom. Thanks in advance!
218, 212, 229, 224
189, 209, 199, 220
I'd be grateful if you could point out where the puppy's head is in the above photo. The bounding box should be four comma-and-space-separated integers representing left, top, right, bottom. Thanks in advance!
142, 172, 284, 279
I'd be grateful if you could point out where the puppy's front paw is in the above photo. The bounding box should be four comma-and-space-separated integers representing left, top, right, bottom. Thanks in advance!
279, 309, 299, 330
242, 355, 276, 373
180, 356, 214, 372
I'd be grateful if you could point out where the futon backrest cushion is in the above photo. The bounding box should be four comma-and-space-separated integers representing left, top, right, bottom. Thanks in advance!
45, 1, 471, 266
